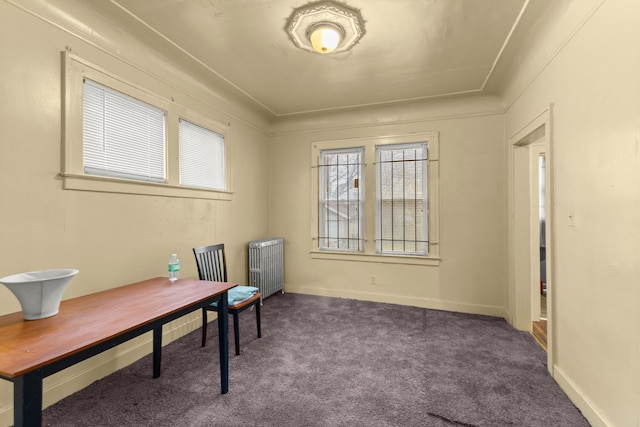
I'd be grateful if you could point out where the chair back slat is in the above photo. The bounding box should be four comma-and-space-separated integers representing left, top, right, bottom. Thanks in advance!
193, 243, 227, 282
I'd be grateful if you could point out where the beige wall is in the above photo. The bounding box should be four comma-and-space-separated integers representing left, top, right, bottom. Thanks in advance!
269, 97, 508, 316
502, 0, 640, 425
0, 2, 270, 424
2, 0, 638, 425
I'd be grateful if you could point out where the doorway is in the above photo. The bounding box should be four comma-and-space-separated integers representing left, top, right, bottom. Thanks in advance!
509, 106, 554, 373
532, 149, 547, 349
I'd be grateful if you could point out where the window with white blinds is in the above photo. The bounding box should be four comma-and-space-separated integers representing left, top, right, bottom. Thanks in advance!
179, 119, 225, 191
83, 79, 166, 183
64, 53, 232, 200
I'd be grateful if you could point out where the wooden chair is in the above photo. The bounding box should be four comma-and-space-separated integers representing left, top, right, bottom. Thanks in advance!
193, 243, 261, 355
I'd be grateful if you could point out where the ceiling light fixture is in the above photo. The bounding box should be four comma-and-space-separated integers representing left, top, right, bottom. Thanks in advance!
286, 1, 365, 55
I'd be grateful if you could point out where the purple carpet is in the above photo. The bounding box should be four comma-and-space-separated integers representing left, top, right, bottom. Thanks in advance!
42, 293, 589, 426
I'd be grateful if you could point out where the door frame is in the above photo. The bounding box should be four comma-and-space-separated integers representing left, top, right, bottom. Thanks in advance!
507, 105, 555, 374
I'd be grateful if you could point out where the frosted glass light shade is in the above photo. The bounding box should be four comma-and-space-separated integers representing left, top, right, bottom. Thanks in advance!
286, 1, 365, 55
309, 23, 343, 54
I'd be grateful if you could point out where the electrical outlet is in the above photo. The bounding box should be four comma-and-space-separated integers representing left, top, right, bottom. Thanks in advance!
568, 209, 576, 227
370, 275, 376, 285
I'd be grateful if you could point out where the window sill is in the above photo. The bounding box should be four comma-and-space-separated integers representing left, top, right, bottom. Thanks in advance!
310, 250, 440, 266
61, 173, 233, 201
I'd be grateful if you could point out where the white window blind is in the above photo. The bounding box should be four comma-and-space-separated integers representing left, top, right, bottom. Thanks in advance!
376, 142, 429, 255
179, 119, 225, 191
83, 79, 166, 183
318, 147, 364, 252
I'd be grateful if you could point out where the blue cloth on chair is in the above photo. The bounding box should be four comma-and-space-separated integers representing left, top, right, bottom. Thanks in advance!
211, 286, 259, 307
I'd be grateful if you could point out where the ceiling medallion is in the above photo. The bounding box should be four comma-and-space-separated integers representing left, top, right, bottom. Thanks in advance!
286, 1, 365, 55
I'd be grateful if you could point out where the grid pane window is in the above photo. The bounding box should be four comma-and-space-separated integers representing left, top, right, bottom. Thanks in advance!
318, 148, 364, 251
376, 143, 428, 255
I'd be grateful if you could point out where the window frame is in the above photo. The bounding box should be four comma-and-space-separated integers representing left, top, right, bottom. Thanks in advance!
311, 133, 440, 266
376, 142, 429, 256
82, 78, 167, 184
318, 146, 365, 253
178, 116, 230, 192
62, 51, 233, 200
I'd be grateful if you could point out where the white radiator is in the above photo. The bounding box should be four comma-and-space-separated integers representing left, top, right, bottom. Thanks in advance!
249, 238, 284, 302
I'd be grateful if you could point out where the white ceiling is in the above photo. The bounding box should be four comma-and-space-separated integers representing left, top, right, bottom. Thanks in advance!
43, 0, 542, 117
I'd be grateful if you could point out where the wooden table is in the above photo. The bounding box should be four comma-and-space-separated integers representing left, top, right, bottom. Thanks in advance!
0, 277, 235, 427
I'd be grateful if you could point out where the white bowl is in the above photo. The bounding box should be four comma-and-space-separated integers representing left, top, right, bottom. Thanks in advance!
0, 269, 79, 320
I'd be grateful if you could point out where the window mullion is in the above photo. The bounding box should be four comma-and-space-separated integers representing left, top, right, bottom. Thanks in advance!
413, 149, 424, 252
346, 159, 351, 250
334, 156, 340, 249
358, 159, 362, 251
391, 154, 395, 252
402, 150, 406, 253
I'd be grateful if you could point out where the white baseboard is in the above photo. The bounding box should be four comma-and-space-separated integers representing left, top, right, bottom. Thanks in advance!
292, 286, 509, 319
553, 365, 612, 427
0, 313, 203, 427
